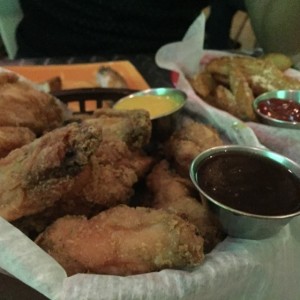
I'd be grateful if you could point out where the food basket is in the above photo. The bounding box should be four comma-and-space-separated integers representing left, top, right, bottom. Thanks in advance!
0, 13, 300, 300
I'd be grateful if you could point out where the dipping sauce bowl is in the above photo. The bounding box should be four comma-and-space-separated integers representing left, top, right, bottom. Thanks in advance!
253, 89, 300, 129
190, 145, 300, 239
114, 87, 186, 140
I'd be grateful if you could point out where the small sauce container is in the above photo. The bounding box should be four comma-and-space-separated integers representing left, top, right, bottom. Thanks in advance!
114, 87, 186, 140
253, 90, 300, 129
190, 145, 300, 239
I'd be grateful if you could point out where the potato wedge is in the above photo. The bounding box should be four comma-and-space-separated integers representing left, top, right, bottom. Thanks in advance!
263, 53, 293, 71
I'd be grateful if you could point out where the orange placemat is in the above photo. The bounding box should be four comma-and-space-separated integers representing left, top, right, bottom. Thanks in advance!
5, 60, 149, 90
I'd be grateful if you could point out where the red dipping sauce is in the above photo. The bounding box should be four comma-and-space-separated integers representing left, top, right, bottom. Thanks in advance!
257, 98, 300, 122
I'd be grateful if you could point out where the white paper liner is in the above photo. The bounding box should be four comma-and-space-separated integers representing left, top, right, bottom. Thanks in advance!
0, 218, 66, 300
248, 122, 300, 165
0, 13, 300, 300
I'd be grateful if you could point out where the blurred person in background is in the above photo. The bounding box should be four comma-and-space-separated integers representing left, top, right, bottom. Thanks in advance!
16, 0, 210, 58
205, 0, 246, 49
15, 0, 248, 58
245, 0, 300, 66
16, 0, 299, 62
207, 0, 300, 66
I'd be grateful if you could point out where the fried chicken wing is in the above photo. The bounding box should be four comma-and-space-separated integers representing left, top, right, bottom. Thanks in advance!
36, 205, 204, 276
12, 196, 105, 239
0, 73, 70, 135
147, 160, 223, 252
165, 120, 224, 177
66, 139, 153, 207
12, 140, 153, 237
0, 122, 102, 221
0, 126, 36, 158
63, 110, 154, 206
90, 108, 151, 148
0, 105, 154, 222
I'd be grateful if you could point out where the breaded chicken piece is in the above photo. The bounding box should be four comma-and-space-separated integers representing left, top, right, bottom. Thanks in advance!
64, 139, 153, 207
12, 143, 153, 238
13, 141, 154, 237
12, 197, 105, 239
0, 122, 102, 221
0, 107, 153, 221
147, 160, 223, 252
36, 205, 204, 276
63, 110, 154, 206
0, 126, 36, 158
0, 74, 70, 135
90, 108, 151, 149
164, 120, 224, 177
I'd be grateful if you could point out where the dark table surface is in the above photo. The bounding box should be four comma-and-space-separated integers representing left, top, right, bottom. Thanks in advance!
0, 53, 172, 300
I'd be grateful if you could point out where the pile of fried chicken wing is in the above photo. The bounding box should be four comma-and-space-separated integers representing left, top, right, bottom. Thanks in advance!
0, 72, 225, 277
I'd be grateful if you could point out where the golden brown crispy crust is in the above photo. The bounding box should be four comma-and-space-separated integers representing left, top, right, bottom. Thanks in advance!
67, 139, 153, 207
0, 126, 36, 158
0, 122, 102, 221
12, 197, 105, 239
164, 120, 224, 177
12, 144, 154, 238
147, 160, 223, 253
62, 111, 154, 207
0, 108, 153, 221
0, 78, 68, 135
91, 108, 151, 149
35, 205, 204, 276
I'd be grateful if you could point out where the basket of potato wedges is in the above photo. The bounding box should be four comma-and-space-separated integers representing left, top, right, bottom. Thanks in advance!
188, 52, 300, 122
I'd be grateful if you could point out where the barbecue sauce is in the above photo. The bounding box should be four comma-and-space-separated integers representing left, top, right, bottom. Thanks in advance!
196, 152, 300, 215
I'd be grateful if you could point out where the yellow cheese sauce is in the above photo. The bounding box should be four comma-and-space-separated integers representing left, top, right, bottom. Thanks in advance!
114, 94, 181, 119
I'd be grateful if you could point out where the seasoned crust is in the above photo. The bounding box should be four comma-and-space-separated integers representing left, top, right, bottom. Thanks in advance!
36, 205, 204, 276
